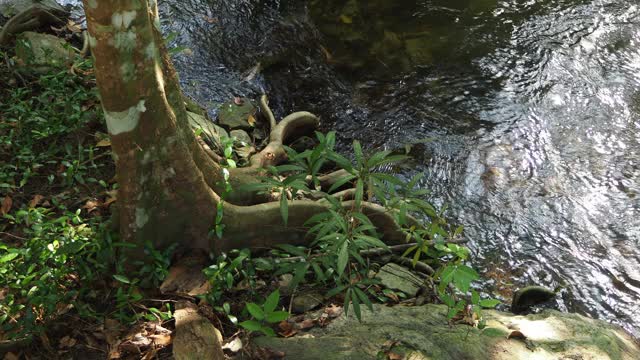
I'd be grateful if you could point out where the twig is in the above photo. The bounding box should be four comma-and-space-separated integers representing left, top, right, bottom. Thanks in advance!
0, 232, 28, 241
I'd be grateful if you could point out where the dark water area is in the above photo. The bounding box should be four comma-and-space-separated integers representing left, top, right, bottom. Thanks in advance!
71, 0, 640, 335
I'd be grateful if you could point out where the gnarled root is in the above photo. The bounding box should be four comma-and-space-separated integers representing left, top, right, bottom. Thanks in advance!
0, 5, 67, 46
216, 199, 416, 253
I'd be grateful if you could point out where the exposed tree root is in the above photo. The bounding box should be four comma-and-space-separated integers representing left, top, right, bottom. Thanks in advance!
215, 199, 416, 253
0, 5, 67, 46
259, 94, 277, 131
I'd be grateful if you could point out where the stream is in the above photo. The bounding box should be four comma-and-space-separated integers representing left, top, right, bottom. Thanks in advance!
71, 0, 640, 335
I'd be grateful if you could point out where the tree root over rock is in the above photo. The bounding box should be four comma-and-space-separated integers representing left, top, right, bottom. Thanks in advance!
0, 5, 67, 46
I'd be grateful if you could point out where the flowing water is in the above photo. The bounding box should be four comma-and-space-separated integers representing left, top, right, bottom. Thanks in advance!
72, 0, 640, 335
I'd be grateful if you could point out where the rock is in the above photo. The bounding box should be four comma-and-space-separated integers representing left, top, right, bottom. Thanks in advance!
289, 135, 317, 152
511, 286, 557, 314
15, 31, 74, 69
376, 263, 423, 296
187, 111, 227, 144
0, 0, 64, 18
160, 255, 210, 296
217, 98, 256, 130
230, 129, 251, 145
251, 304, 640, 360
291, 292, 324, 314
278, 274, 294, 295
173, 301, 224, 360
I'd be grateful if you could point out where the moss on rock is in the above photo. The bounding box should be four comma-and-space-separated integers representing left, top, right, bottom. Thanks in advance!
250, 304, 639, 360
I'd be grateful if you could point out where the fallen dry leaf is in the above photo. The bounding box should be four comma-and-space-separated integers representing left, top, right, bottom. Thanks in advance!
149, 333, 172, 347
96, 138, 111, 147
233, 97, 244, 105
1, 196, 12, 215
203, 16, 218, 23
508, 330, 527, 340
297, 319, 316, 330
278, 321, 297, 338
29, 194, 44, 208
67, 20, 82, 33
387, 352, 403, 360
82, 199, 100, 213
59, 335, 77, 349
248, 114, 257, 127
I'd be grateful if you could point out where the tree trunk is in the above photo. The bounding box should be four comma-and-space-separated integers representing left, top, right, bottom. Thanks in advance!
84, 0, 219, 251
84, 0, 408, 256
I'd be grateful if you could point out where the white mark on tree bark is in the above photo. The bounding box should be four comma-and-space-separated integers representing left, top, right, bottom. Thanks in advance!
135, 207, 149, 228
112, 11, 137, 30
104, 100, 146, 135
113, 30, 137, 52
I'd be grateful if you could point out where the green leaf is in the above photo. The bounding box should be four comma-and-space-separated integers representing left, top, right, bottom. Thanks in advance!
327, 174, 356, 193
265, 310, 289, 323
353, 287, 373, 311
353, 141, 364, 167
261, 327, 276, 337
453, 265, 478, 293
280, 192, 288, 226
337, 241, 349, 276
479, 299, 501, 308
263, 289, 280, 314
471, 290, 480, 305
275, 244, 306, 256
239, 320, 263, 332
355, 179, 364, 208
246, 303, 264, 321
113, 275, 131, 284
351, 290, 362, 321
0, 252, 19, 263
289, 262, 309, 290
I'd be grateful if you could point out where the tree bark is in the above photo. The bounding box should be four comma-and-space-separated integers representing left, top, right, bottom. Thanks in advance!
84, 0, 219, 251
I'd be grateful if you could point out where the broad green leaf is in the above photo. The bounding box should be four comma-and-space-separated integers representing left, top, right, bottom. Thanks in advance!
0, 252, 19, 263
246, 303, 264, 321
265, 310, 289, 323
239, 320, 263, 332
471, 290, 480, 305
479, 299, 501, 308
264, 289, 280, 314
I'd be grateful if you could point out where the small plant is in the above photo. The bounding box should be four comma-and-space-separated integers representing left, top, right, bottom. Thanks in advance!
202, 249, 256, 304
239, 289, 289, 336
